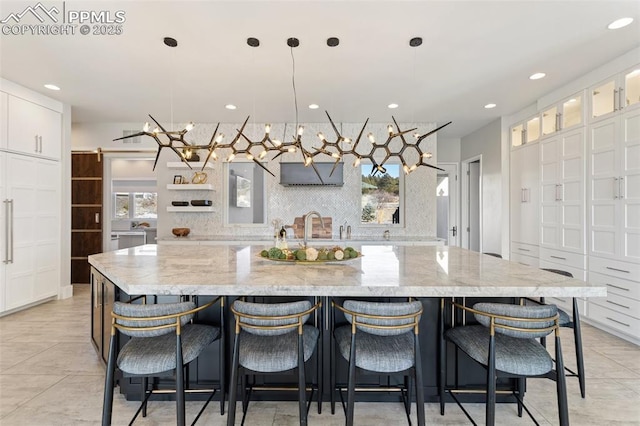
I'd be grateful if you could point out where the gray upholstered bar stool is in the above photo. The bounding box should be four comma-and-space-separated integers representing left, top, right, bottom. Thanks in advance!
439, 300, 569, 426
102, 296, 224, 426
331, 299, 425, 426
227, 299, 322, 426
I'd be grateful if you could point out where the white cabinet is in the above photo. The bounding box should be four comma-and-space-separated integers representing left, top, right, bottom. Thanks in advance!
510, 116, 540, 147
6, 95, 62, 160
166, 162, 215, 212
590, 66, 640, 121
588, 108, 640, 263
540, 127, 586, 254
510, 142, 539, 246
541, 93, 584, 137
0, 152, 60, 313
587, 258, 640, 342
0, 92, 7, 149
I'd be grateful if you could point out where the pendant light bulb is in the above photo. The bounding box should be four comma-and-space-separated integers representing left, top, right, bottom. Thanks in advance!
367, 133, 375, 143
304, 155, 313, 166
343, 137, 352, 144
422, 152, 433, 159
143, 122, 150, 132
273, 139, 282, 147
265, 124, 271, 134
227, 153, 236, 162
210, 151, 218, 160
413, 132, 421, 139
215, 133, 224, 143
331, 152, 341, 159
410, 164, 417, 172
246, 153, 254, 161
317, 132, 326, 141
153, 127, 160, 134
297, 125, 305, 136
387, 125, 394, 135
288, 146, 296, 153
185, 122, 195, 132
259, 150, 267, 159
353, 157, 361, 167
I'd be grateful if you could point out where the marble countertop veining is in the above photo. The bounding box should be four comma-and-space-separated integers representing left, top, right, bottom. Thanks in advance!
88, 244, 606, 298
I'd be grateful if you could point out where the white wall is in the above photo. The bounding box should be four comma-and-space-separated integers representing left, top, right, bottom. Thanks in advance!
437, 138, 460, 163
461, 118, 502, 254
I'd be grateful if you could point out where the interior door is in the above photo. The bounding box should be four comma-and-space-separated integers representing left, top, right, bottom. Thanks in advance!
437, 163, 458, 246
468, 160, 481, 252
71, 153, 103, 284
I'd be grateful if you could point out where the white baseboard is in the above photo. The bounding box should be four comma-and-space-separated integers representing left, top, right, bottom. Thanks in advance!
59, 284, 74, 300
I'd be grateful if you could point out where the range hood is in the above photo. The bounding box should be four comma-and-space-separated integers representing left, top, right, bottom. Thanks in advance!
280, 162, 344, 186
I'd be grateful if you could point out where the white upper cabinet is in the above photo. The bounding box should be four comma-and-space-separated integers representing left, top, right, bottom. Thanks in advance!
589, 107, 640, 263
540, 127, 586, 254
541, 93, 583, 137
591, 66, 640, 121
6, 95, 62, 160
510, 116, 540, 147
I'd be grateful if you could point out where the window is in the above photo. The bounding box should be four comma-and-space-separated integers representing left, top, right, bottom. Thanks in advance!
113, 192, 157, 219
361, 164, 402, 225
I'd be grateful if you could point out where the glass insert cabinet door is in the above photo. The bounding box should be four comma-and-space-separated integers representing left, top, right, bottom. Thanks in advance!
511, 124, 524, 147
592, 68, 640, 119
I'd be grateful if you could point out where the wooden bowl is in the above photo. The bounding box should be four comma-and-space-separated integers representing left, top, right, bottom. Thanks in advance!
172, 227, 190, 237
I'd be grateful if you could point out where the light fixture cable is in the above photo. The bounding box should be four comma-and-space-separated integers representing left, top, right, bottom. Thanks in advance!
290, 44, 299, 132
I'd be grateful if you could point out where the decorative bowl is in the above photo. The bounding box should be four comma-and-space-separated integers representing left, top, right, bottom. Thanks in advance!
172, 227, 190, 237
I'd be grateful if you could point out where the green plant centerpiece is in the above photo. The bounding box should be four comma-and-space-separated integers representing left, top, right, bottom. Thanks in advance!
260, 245, 361, 263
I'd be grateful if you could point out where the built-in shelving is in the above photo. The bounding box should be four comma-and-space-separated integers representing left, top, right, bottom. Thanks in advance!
167, 161, 214, 169
166, 184, 214, 191
166, 206, 214, 213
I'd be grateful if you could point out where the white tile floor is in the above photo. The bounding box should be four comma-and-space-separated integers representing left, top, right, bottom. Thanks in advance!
1, 285, 639, 425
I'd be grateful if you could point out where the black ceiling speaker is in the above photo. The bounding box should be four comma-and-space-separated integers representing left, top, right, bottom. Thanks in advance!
327, 37, 340, 47
163, 37, 178, 47
287, 37, 300, 48
409, 37, 422, 47
247, 37, 260, 47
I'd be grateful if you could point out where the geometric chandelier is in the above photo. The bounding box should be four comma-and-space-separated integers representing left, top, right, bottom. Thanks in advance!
115, 35, 451, 181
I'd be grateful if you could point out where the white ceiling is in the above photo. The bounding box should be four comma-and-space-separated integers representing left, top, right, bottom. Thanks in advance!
1, 0, 639, 139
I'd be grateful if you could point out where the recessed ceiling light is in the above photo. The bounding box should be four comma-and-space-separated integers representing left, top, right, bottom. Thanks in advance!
44, 84, 60, 91
388, 103, 399, 109
308, 104, 319, 109
484, 103, 496, 109
225, 104, 237, 110
608, 17, 633, 30
529, 72, 546, 80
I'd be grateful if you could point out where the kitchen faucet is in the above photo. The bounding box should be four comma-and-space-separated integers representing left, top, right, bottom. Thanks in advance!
302, 211, 324, 247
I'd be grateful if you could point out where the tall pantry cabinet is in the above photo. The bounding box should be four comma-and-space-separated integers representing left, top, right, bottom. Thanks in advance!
586, 66, 640, 341
0, 80, 63, 314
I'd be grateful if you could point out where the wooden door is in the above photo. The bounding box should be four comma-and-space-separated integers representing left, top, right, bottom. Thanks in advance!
71, 153, 103, 284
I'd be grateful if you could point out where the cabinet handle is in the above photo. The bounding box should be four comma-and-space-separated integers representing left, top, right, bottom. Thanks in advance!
4, 199, 13, 264
526, 188, 530, 203
39, 135, 43, 153
555, 113, 560, 132
95, 212, 100, 224
521, 188, 525, 203
518, 248, 531, 252
606, 283, 630, 292
555, 184, 562, 201
606, 266, 630, 274
3, 200, 9, 263
619, 87, 625, 110
613, 177, 619, 199
606, 300, 630, 310
550, 255, 566, 260
619, 177, 624, 199
613, 89, 619, 112
606, 317, 630, 327
34, 135, 39, 153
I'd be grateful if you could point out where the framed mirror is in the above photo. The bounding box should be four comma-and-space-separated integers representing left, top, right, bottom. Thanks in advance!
226, 163, 266, 225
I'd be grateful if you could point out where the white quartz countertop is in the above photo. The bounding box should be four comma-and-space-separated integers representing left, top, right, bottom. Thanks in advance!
88, 244, 606, 298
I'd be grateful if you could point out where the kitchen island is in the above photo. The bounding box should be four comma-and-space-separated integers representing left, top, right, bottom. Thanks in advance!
88, 243, 606, 403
